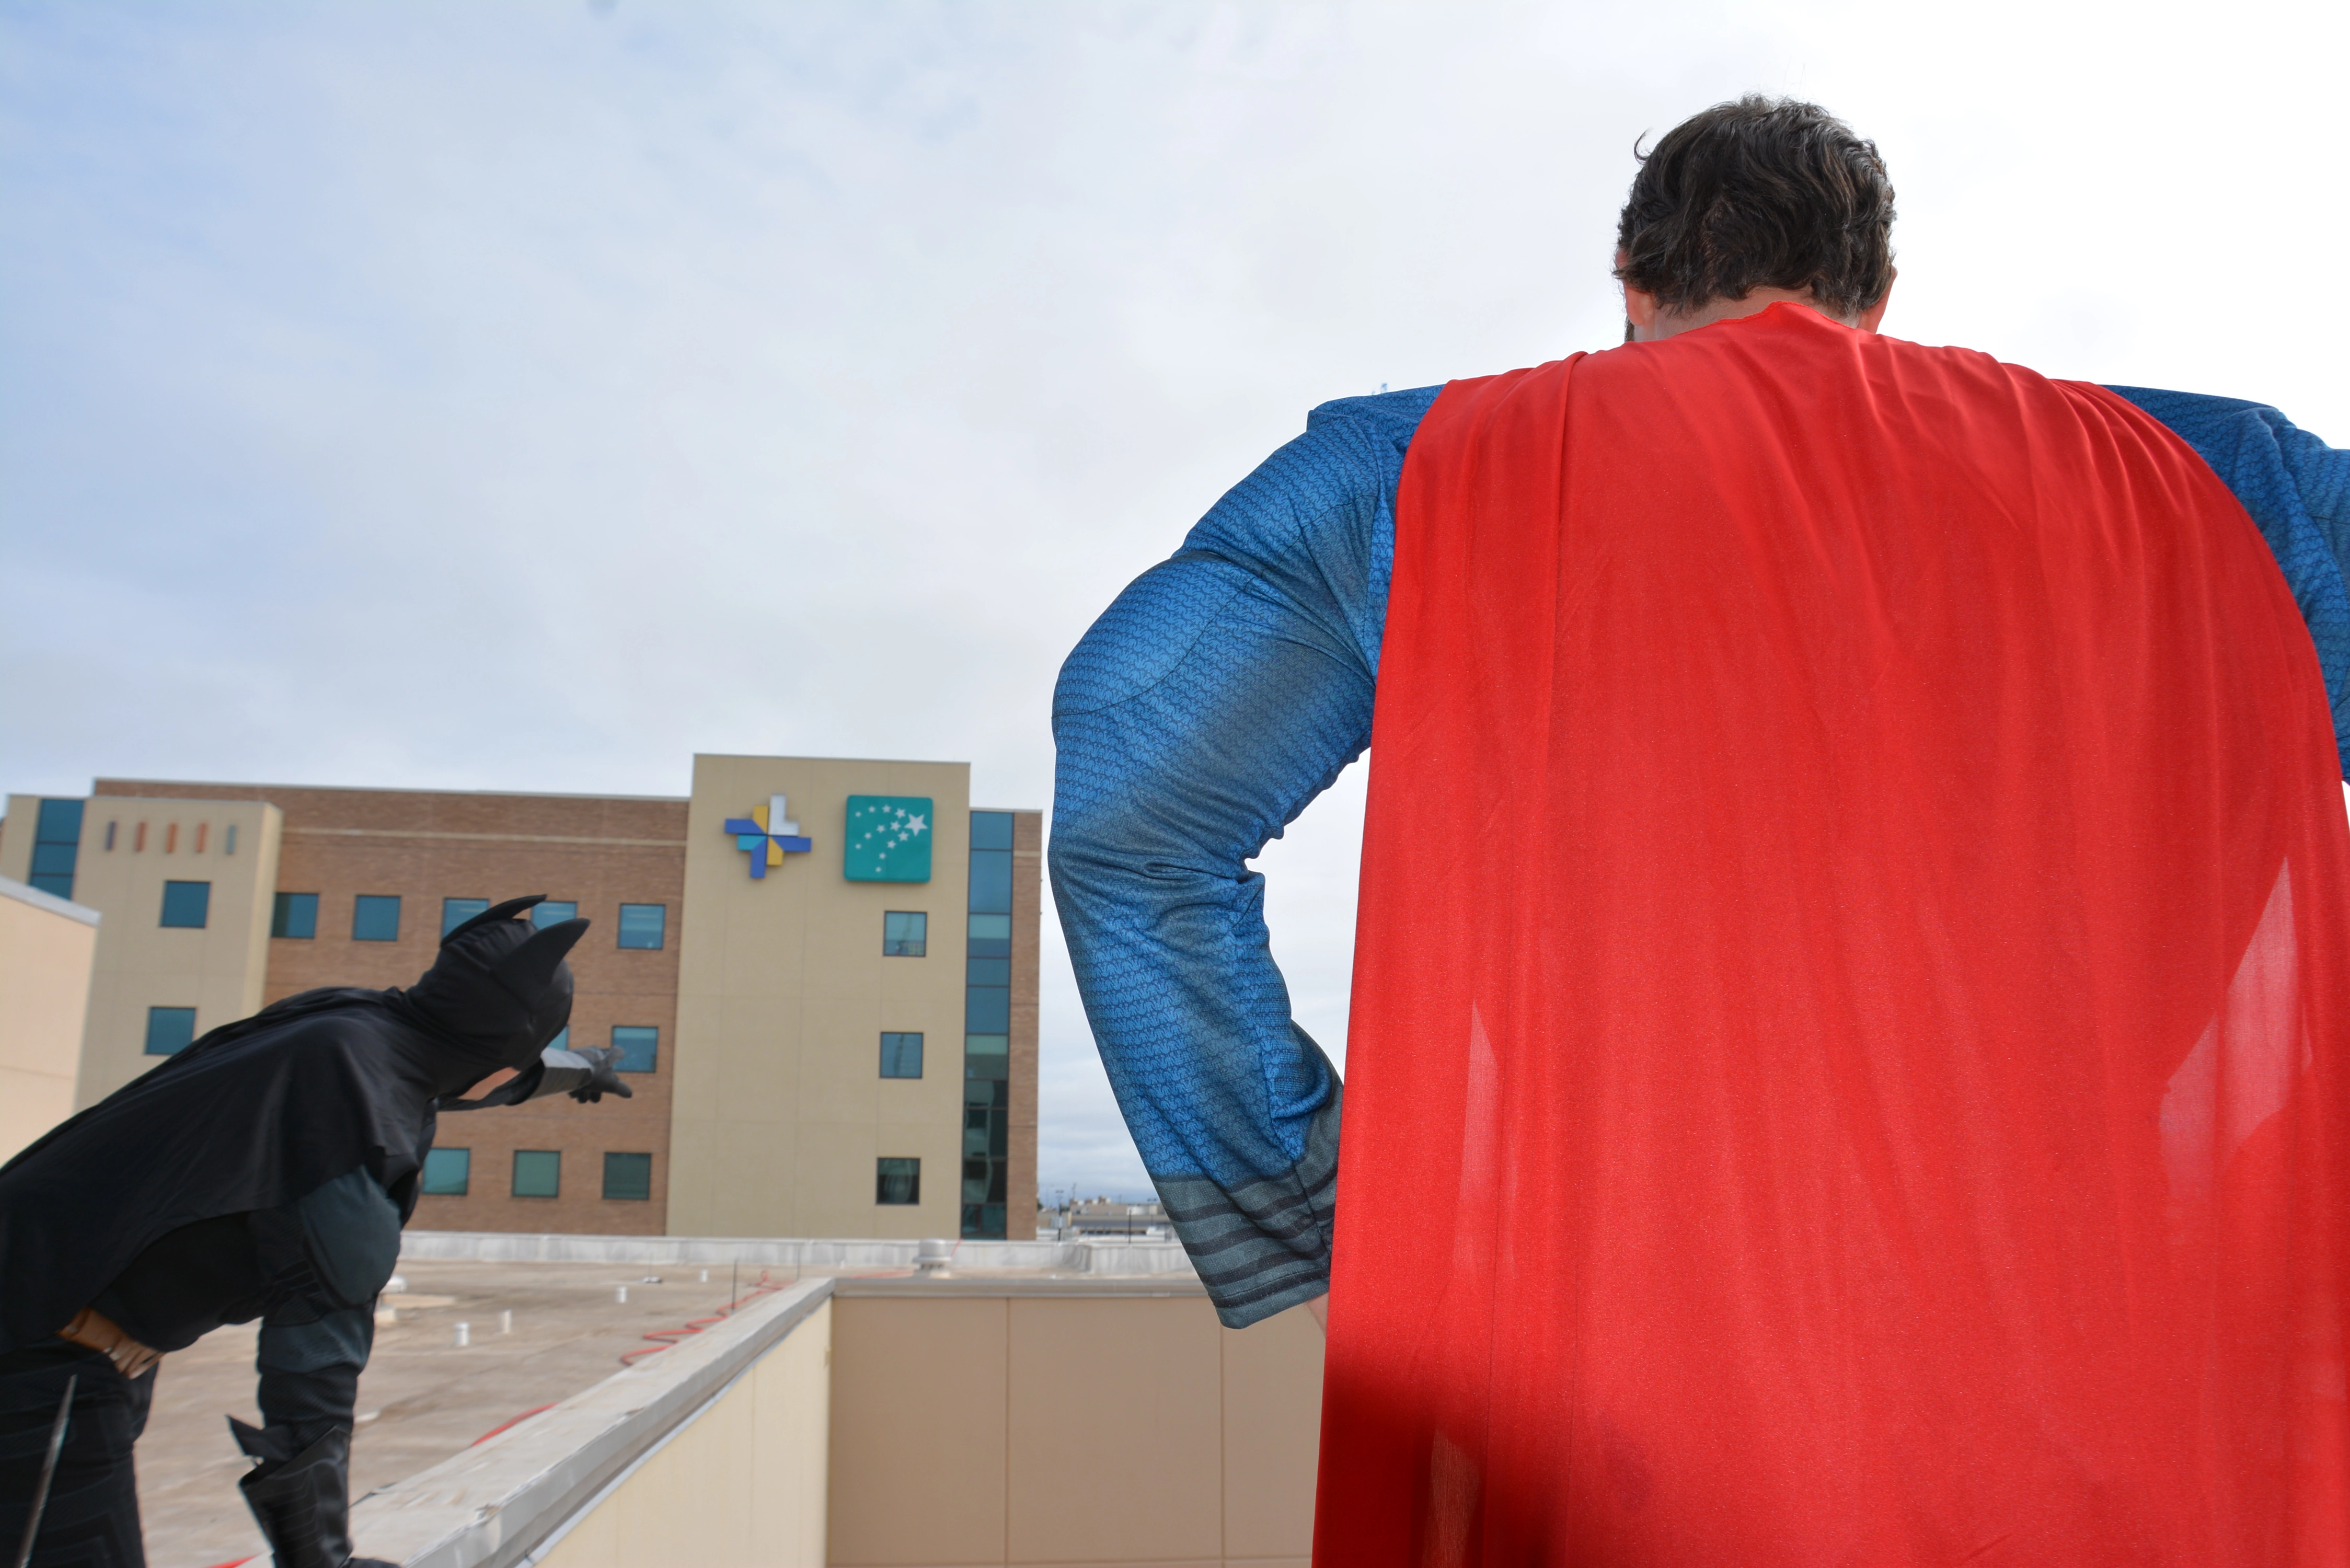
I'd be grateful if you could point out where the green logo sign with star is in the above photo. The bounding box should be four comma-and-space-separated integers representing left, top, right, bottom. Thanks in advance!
843, 796, 933, 883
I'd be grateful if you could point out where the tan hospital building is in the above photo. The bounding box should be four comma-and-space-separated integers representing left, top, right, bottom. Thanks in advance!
0, 755, 1040, 1241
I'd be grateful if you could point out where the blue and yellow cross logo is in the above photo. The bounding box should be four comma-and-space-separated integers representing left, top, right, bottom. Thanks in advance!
724, 793, 813, 880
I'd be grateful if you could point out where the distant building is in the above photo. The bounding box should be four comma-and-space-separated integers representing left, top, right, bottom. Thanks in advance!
0, 755, 1039, 1239
0, 873, 99, 1163
1057, 1199, 1176, 1241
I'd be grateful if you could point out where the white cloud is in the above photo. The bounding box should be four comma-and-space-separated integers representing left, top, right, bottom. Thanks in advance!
4, 0, 2343, 1196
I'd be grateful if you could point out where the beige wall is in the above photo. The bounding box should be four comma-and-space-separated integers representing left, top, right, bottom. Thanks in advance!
31, 797, 285, 1105
537, 1298, 833, 1567
0, 877, 100, 1162
670, 755, 972, 1239
827, 1288, 1324, 1567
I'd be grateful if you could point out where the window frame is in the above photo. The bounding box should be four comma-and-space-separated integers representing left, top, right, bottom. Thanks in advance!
159, 880, 212, 929
352, 894, 402, 942
602, 1151, 654, 1201
616, 903, 667, 951
511, 1149, 562, 1198
144, 1006, 197, 1056
882, 910, 929, 958
610, 1025, 659, 1074
879, 1031, 925, 1079
272, 892, 319, 939
421, 1147, 471, 1196
876, 1156, 921, 1206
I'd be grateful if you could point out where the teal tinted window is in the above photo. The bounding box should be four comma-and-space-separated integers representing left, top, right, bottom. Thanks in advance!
159, 880, 211, 929
616, 903, 665, 950
603, 1152, 653, 1201
272, 892, 319, 939
968, 851, 1012, 914
421, 1148, 470, 1196
883, 910, 927, 956
880, 1032, 924, 1079
531, 901, 578, 928
970, 811, 1014, 850
876, 1157, 920, 1205
610, 1025, 658, 1073
145, 1006, 198, 1055
966, 912, 1010, 959
512, 1150, 561, 1198
548, 1027, 570, 1053
28, 798, 84, 900
966, 956, 1010, 985
965, 985, 1010, 1034
352, 895, 401, 941
442, 897, 489, 936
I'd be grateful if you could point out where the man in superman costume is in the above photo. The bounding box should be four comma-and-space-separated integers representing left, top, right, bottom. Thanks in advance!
1053, 96, 2350, 1562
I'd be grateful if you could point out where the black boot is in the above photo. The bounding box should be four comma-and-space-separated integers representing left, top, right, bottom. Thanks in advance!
227, 1419, 397, 1568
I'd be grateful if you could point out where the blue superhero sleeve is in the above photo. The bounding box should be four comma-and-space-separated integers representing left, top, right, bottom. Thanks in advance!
1050, 384, 1440, 1328
2110, 387, 2350, 776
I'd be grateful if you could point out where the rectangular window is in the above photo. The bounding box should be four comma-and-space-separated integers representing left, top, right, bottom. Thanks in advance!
965, 956, 1010, 986
531, 900, 579, 928
352, 895, 401, 942
963, 1071, 1010, 1237
879, 1032, 925, 1079
159, 880, 211, 929
616, 903, 666, 950
603, 1152, 653, 1201
876, 1157, 921, 1205
145, 1006, 197, 1056
442, 897, 489, 936
512, 1150, 561, 1198
421, 1147, 471, 1196
610, 1025, 659, 1073
271, 892, 319, 939
882, 910, 928, 957
968, 851, 1012, 915
28, 798, 84, 901
965, 985, 1011, 1035
966, 912, 1011, 959
970, 810, 1015, 851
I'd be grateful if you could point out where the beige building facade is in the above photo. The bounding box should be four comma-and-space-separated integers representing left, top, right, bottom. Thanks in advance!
0, 757, 1039, 1240
0, 874, 100, 1164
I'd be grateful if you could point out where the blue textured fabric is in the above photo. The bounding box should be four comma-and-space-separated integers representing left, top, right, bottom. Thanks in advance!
2109, 388, 2350, 778
1051, 377, 2348, 1324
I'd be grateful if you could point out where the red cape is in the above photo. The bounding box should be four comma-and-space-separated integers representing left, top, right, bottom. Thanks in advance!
1320, 305, 2350, 1564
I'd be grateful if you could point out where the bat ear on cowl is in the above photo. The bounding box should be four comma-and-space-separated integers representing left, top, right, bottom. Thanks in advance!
443, 894, 548, 947
493, 915, 591, 1059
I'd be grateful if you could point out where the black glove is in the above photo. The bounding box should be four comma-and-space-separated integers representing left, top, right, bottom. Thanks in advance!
228, 1418, 398, 1568
567, 1044, 634, 1103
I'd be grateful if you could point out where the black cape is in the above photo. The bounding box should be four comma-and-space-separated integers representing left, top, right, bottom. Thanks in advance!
0, 895, 586, 1356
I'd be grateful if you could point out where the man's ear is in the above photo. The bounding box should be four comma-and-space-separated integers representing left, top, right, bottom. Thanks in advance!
1618, 250, 1661, 342
1856, 269, 1897, 333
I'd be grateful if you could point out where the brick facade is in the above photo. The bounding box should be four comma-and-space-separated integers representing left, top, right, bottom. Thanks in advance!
1008, 810, 1042, 1238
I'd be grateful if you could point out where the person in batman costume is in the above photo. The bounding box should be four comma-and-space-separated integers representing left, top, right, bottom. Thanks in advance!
0, 894, 633, 1568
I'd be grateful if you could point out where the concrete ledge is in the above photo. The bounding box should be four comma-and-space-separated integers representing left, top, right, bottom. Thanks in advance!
399, 1230, 1197, 1277
352, 1276, 833, 1568
0, 873, 100, 924
834, 1273, 1207, 1298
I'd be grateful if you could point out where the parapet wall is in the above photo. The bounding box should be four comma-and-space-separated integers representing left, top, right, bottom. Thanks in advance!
400, 1227, 1197, 1276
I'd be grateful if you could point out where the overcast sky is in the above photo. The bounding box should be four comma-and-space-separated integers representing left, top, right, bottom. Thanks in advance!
4, 0, 2344, 1199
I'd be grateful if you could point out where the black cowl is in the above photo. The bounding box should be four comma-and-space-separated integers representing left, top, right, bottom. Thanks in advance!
388, 896, 589, 1096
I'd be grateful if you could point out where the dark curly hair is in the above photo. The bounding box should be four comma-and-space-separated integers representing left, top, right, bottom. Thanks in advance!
1615, 96, 1896, 320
